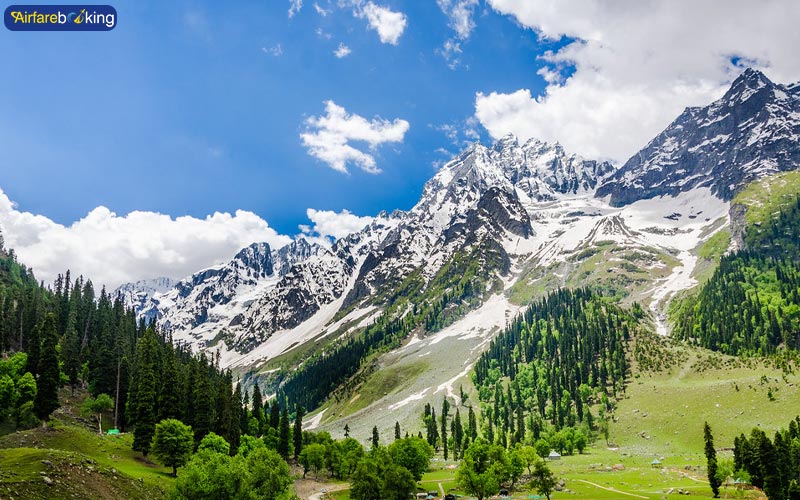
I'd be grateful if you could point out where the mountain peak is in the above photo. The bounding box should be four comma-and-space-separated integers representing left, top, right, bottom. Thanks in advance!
723, 67, 774, 103
597, 68, 800, 205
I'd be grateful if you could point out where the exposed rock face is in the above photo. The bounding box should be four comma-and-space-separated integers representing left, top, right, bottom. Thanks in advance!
597, 69, 800, 205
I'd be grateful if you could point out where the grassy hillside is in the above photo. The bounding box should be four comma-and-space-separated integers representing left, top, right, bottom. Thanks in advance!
733, 169, 800, 228
0, 389, 172, 499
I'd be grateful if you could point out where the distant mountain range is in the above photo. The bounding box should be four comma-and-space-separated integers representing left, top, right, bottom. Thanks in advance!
116, 69, 800, 427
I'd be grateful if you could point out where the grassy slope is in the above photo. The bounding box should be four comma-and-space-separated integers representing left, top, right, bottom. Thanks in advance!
0, 389, 172, 500
328, 335, 799, 500
733, 169, 800, 227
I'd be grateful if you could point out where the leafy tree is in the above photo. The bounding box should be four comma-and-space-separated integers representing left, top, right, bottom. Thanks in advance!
172, 446, 292, 500
33, 313, 60, 427
172, 448, 238, 499
82, 393, 114, 434
507, 447, 525, 487
382, 463, 416, 500
704, 422, 720, 497
534, 438, 550, 459
530, 458, 557, 500
388, 436, 434, 481
517, 445, 540, 475
152, 419, 194, 476
243, 447, 293, 500
198, 431, 231, 455
299, 443, 326, 479
350, 458, 383, 500
456, 440, 508, 500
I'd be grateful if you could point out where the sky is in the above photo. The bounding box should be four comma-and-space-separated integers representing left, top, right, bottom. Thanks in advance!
1, 0, 799, 289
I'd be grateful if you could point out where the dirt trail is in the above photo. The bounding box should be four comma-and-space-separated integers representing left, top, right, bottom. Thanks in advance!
295, 478, 349, 500
575, 479, 649, 499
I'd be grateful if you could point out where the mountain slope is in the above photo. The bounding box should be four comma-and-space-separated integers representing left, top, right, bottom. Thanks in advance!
597, 68, 800, 205
114, 69, 800, 432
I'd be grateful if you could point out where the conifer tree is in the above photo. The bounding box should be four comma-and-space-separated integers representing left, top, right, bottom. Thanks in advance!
293, 405, 304, 459
192, 358, 213, 445
372, 425, 380, 450
33, 313, 60, 427
278, 406, 291, 459
252, 383, 264, 431
704, 422, 720, 498
344, 423, 350, 438
132, 329, 158, 456
158, 346, 180, 421
270, 399, 280, 429
395, 421, 401, 440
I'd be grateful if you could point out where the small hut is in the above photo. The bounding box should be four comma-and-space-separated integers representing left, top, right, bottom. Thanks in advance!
651, 458, 662, 468
548, 450, 562, 461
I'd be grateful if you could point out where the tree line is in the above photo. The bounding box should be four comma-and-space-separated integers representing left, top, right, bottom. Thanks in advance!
676, 193, 800, 355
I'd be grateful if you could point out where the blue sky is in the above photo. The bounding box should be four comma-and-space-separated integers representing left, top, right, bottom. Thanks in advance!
1, 0, 563, 234
2, 0, 797, 288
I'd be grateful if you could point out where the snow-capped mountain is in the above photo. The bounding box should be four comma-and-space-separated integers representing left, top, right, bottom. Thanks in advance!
113, 277, 176, 324
597, 68, 800, 205
121, 70, 800, 432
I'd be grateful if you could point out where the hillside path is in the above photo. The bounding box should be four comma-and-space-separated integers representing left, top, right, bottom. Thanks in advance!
575, 479, 648, 499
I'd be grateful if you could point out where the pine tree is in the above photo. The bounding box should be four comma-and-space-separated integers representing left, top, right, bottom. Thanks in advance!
252, 383, 264, 432
344, 423, 350, 438
270, 399, 280, 429
704, 422, 720, 497
372, 425, 380, 449
293, 405, 304, 459
158, 346, 180, 421
33, 314, 60, 427
192, 358, 213, 445
132, 329, 158, 456
395, 421, 401, 440
278, 406, 291, 459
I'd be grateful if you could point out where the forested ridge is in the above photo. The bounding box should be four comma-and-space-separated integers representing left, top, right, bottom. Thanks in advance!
676, 193, 800, 355
472, 288, 643, 449
0, 236, 243, 452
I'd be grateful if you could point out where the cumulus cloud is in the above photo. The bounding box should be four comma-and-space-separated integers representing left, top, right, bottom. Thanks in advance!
334, 42, 352, 58
355, 2, 407, 45
0, 188, 292, 290
288, 0, 303, 18
299, 208, 374, 242
300, 100, 410, 174
476, 0, 800, 164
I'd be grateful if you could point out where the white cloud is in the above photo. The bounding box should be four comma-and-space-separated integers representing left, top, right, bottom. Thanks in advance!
437, 0, 479, 39
288, 0, 303, 18
315, 27, 332, 40
476, 0, 800, 164
300, 100, 410, 174
261, 44, 283, 56
0, 188, 292, 290
299, 208, 374, 242
437, 39, 463, 70
334, 42, 352, 58
355, 2, 407, 45
314, 2, 330, 16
